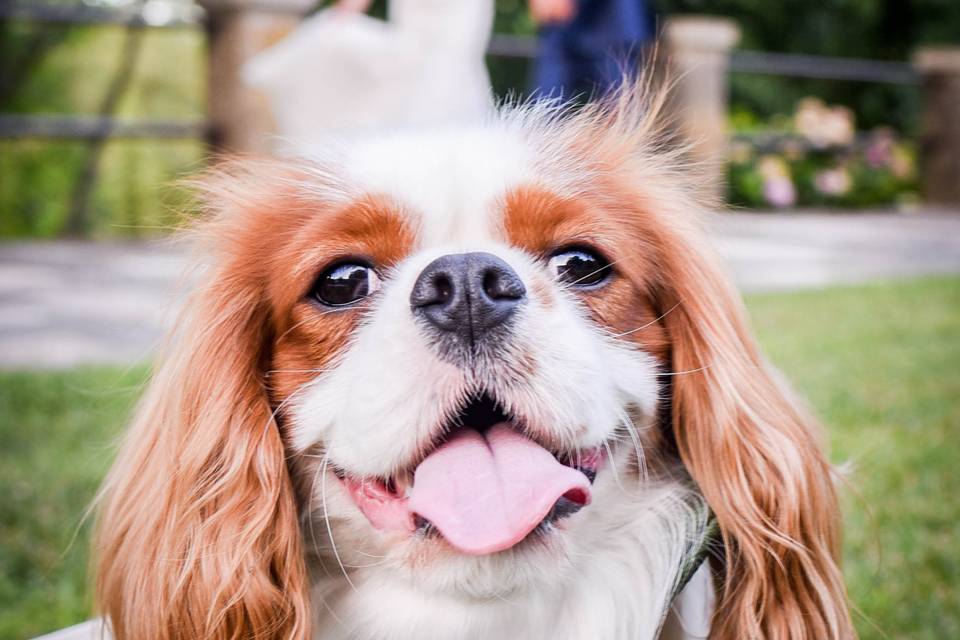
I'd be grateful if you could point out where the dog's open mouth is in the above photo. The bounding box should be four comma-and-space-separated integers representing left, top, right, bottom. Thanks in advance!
340, 393, 604, 556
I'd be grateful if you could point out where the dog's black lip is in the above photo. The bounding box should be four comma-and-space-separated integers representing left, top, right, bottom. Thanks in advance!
577, 467, 597, 483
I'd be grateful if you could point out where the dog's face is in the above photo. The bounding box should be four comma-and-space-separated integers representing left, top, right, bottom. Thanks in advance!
95, 95, 852, 640
261, 128, 672, 595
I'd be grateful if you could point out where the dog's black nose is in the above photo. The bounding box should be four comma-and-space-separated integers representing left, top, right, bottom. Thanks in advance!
410, 252, 526, 344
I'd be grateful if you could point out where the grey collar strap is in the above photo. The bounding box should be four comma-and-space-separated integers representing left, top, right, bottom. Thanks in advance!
656, 513, 720, 637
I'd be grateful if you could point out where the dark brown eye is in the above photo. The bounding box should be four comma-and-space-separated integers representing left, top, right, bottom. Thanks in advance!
548, 248, 611, 287
312, 262, 381, 307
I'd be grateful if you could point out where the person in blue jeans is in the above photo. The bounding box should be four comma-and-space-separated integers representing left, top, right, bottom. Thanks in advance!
531, 0, 655, 101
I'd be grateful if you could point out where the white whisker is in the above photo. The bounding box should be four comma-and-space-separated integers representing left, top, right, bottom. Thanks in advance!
602, 440, 627, 493
320, 456, 359, 593
659, 364, 712, 377
307, 454, 350, 628
608, 301, 683, 339
618, 409, 648, 484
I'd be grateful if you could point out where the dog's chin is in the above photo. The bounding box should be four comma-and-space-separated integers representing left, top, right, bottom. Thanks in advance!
321, 481, 596, 600
315, 392, 611, 597
401, 521, 583, 598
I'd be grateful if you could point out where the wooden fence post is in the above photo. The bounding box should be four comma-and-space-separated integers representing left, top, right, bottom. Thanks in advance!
913, 47, 960, 207
199, 0, 311, 154
662, 17, 740, 202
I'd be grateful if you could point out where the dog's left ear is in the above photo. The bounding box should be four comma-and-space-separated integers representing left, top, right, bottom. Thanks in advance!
650, 216, 854, 639
558, 77, 854, 637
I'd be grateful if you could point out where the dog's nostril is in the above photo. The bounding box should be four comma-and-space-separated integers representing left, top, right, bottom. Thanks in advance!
434, 274, 452, 304
481, 262, 526, 303
482, 271, 497, 298
482, 269, 520, 301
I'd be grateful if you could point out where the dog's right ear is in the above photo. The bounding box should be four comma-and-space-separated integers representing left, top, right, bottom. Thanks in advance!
94, 161, 312, 640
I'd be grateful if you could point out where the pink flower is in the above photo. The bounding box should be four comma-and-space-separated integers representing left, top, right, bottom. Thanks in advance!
794, 97, 855, 148
814, 168, 851, 196
763, 176, 796, 208
865, 128, 895, 168
758, 155, 796, 208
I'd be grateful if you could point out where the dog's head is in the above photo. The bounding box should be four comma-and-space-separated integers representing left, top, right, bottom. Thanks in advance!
95, 89, 851, 639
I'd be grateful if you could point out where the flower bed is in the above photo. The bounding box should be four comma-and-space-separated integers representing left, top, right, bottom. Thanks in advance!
727, 98, 919, 209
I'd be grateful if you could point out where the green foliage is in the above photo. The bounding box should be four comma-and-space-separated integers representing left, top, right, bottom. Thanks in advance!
728, 142, 919, 209
1, 278, 958, 638
0, 138, 202, 237
727, 96, 919, 210
656, 0, 960, 132
0, 24, 205, 238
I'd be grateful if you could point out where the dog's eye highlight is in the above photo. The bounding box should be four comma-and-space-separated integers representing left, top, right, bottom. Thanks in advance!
312, 262, 381, 306
548, 248, 611, 287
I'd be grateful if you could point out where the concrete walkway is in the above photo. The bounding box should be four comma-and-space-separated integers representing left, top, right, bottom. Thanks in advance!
2, 210, 959, 369
712, 210, 960, 291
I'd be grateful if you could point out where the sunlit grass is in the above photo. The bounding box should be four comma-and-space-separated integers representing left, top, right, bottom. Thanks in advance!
749, 276, 960, 639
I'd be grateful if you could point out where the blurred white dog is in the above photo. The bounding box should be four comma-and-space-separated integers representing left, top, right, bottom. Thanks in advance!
244, 0, 495, 147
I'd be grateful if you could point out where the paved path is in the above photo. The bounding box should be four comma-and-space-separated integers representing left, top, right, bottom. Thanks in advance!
711, 210, 960, 292
0, 241, 188, 369
2, 210, 959, 369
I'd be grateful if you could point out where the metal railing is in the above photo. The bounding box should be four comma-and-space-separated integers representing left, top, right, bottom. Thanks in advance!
729, 50, 917, 85
1, 1, 206, 140
0, 1, 201, 28
0, 114, 206, 140
1, 2, 922, 143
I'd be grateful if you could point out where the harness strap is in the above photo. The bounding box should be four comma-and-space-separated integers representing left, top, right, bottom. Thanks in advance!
656, 513, 720, 638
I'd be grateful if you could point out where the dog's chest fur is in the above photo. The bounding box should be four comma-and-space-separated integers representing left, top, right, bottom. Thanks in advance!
308, 480, 712, 640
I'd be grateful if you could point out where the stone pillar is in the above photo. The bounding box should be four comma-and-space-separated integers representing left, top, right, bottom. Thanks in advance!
199, 0, 313, 154
662, 17, 740, 202
913, 47, 960, 207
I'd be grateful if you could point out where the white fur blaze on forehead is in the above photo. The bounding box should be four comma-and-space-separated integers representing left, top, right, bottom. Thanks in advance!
340, 127, 539, 246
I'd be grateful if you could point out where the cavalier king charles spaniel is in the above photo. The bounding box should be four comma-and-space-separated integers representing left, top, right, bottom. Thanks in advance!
93, 86, 853, 639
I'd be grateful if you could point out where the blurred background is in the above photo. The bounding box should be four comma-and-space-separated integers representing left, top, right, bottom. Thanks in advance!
1, 1, 958, 638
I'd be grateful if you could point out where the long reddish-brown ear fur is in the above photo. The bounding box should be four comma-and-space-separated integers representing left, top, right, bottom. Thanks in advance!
561, 80, 855, 638
93, 161, 312, 639
655, 221, 854, 639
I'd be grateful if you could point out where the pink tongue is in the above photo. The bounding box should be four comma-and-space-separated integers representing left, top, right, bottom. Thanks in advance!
407, 424, 591, 555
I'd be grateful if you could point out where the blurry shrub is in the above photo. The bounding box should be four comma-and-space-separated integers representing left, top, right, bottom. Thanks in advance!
656, 0, 960, 133
727, 98, 918, 210
0, 139, 203, 238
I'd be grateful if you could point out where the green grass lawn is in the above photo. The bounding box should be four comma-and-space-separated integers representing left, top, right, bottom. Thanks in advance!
1, 277, 957, 639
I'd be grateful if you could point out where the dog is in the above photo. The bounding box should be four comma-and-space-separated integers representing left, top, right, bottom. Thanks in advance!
93, 85, 853, 639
